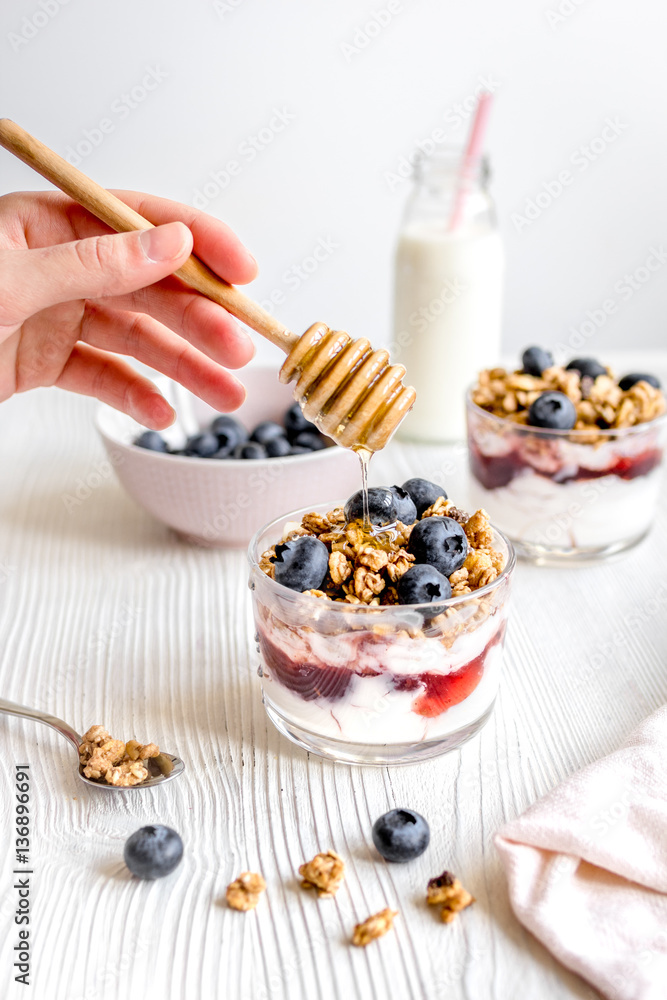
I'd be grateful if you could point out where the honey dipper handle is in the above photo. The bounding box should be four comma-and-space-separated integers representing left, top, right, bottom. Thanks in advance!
0, 119, 299, 353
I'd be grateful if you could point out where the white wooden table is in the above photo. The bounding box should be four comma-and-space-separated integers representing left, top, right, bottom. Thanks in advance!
2, 358, 666, 1000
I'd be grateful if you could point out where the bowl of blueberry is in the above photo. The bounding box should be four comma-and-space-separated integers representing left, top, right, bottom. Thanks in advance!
467, 347, 667, 562
95, 367, 360, 546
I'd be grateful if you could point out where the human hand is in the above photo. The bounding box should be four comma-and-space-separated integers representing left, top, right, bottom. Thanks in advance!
0, 190, 258, 427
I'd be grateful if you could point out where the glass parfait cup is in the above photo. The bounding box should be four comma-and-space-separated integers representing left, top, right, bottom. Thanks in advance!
466, 393, 667, 563
248, 503, 515, 766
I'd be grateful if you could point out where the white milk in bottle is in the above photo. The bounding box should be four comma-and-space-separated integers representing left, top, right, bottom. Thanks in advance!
392, 150, 504, 441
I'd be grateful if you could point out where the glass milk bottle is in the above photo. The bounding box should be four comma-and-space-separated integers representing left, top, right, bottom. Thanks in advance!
392, 149, 504, 442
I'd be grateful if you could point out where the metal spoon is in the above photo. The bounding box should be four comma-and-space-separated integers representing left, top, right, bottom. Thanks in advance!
0, 697, 185, 790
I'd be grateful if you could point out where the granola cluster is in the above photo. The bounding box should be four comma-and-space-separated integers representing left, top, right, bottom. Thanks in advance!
260, 503, 504, 605
472, 365, 665, 433
299, 849, 346, 898
352, 907, 399, 947
226, 872, 266, 911
78, 725, 160, 787
426, 870, 475, 923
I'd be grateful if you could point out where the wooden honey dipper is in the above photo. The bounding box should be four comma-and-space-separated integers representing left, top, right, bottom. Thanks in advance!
0, 119, 415, 452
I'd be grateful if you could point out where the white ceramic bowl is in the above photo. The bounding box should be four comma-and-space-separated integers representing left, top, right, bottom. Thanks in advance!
95, 367, 361, 547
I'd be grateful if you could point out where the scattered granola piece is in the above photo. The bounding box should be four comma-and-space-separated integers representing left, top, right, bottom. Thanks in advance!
299, 849, 345, 898
426, 871, 475, 923
226, 871, 267, 911
352, 907, 399, 947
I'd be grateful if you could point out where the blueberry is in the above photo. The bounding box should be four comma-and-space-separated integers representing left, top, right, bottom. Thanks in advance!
565, 357, 607, 379
272, 535, 329, 592
233, 442, 267, 460
210, 414, 247, 452
289, 445, 311, 455
123, 825, 183, 880
389, 486, 417, 524
292, 431, 326, 452
265, 436, 292, 458
522, 346, 554, 377
184, 432, 219, 458
401, 478, 448, 518
134, 430, 168, 453
251, 421, 286, 446
372, 808, 430, 863
618, 373, 661, 391
397, 564, 451, 605
527, 391, 577, 430
408, 516, 468, 576
344, 487, 398, 526
211, 449, 233, 460
284, 402, 318, 440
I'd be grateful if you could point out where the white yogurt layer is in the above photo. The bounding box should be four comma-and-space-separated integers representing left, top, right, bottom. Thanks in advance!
469, 467, 661, 549
263, 643, 503, 744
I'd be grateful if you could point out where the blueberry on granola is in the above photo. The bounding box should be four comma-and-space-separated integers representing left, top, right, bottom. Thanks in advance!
397, 564, 451, 605
184, 432, 220, 458
134, 430, 168, 453
273, 535, 329, 592
565, 357, 606, 379
124, 825, 183, 880
527, 391, 577, 430
372, 808, 430, 863
521, 346, 554, 377
408, 517, 468, 576
401, 478, 448, 518
344, 487, 398, 526
618, 373, 661, 391
389, 486, 418, 524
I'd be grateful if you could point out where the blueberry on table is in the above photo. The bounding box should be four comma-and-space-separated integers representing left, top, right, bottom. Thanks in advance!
134, 430, 168, 453
124, 825, 183, 880
273, 535, 329, 592
565, 357, 607, 379
284, 402, 318, 439
234, 442, 267, 460
291, 431, 326, 451
527, 391, 577, 430
184, 432, 219, 458
210, 414, 247, 452
401, 478, 448, 518
372, 809, 430, 863
408, 516, 468, 576
251, 421, 287, 446
618, 373, 661, 391
344, 487, 398, 526
389, 486, 417, 524
397, 564, 451, 605
521, 346, 554, 377
265, 435, 292, 458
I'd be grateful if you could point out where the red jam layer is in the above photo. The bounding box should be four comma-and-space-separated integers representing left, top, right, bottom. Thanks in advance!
258, 623, 505, 719
469, 442, 663, 491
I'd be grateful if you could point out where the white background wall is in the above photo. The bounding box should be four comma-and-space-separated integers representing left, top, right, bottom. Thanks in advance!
1, 0, 665, 370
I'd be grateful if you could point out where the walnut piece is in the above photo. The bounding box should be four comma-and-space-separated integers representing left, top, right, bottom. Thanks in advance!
226, 871, 266, 911
426, 871, 475, 923
352, 907, 399, 946
78, 724, 160, 787
299, 849, 345, 898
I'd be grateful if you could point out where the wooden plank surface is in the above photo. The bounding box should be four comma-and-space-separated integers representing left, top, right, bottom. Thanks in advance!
1, 361, 666, 1000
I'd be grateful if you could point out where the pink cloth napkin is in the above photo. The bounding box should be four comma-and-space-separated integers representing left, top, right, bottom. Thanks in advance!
496, 705, 667, 1000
